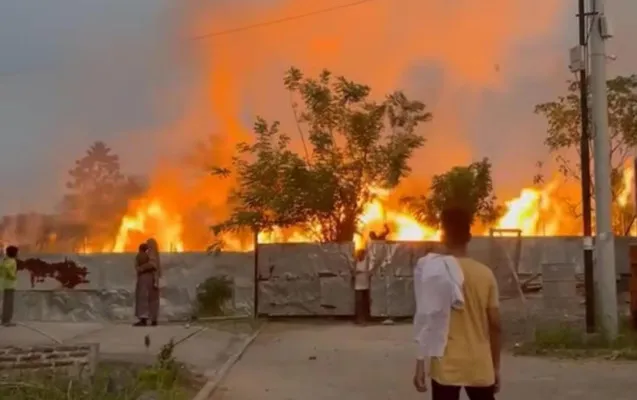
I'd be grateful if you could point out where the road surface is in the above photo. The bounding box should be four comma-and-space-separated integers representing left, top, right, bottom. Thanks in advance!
213, 322, 637, 400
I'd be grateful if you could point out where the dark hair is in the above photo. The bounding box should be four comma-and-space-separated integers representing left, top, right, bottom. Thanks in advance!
4, 245, 18, 258
138, 243, 149, 252
440, 207, 472, 246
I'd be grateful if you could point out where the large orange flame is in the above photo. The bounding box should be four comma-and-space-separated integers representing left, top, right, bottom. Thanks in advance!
109, 199, 184, 253
96, 174, 588, 254
79, 158, 636, 254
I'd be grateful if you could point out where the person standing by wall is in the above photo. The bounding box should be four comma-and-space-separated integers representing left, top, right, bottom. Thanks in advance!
133, 238, 161, 326
1, 245, 19, 326
353, 248, 371, 325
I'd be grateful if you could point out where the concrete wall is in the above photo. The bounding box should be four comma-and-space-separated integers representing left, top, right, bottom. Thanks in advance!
256, 237, 634, 318
257, 242, 355, 316
4, 236, 634, 322
11, 252, 253, 322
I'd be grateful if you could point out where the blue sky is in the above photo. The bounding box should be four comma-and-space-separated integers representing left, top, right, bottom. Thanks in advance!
0, 0, 636, 215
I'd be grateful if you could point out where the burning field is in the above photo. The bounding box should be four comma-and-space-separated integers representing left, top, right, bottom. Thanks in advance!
65, 1, 636, 255
80, 161, 633, 254
12, 0, 631, 254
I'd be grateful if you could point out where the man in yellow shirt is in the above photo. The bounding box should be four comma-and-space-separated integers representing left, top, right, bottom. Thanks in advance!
413, 207, 502, 399
1, 245, 19, 326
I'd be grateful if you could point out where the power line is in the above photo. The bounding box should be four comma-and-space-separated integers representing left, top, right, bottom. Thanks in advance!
192, 0, 378, 40
0, 0, 379, 79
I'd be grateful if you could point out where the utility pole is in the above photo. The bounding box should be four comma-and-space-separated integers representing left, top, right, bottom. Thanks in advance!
577, 0, 595, 333
589, 0, 618, 339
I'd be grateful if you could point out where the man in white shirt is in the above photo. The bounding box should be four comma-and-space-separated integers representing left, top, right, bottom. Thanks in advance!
354, 249, 371, 324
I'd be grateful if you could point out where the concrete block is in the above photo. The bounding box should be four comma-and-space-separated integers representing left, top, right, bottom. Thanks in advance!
370, 276, 388, 317
370, 242, 408, 276
386, 277, 415, 317
258, 243, 353, 279
319, 276, 354, 315
258, 279, 322, 316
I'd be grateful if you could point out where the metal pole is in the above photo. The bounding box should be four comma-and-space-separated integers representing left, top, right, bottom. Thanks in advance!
589, 0, 618, 338
578, 0, 596, 333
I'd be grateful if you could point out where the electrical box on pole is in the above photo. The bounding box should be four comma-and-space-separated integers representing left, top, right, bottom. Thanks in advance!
569, 46, 585, 72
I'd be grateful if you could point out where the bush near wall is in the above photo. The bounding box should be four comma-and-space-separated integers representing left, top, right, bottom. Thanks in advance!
196, 275, 234, 317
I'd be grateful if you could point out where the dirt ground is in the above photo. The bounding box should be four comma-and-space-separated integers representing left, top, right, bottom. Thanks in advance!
213, 322, 637, 400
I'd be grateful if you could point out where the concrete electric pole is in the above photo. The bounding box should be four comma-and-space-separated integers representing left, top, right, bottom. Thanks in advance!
588, 0, 618, 339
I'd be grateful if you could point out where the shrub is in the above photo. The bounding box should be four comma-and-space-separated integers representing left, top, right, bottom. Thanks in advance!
196, 276, 234, 317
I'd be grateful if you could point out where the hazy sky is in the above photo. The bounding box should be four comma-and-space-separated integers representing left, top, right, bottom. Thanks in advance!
0, 0, 636, 215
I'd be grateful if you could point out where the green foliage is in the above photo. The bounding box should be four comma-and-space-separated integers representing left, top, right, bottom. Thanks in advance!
196, 276, 234, 316
534, 75, 637, 201
401, 158, 502, 227
212, 67, 431, 241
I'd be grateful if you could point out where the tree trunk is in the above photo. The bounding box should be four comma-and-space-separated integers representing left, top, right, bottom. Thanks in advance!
335, 212, 358, 242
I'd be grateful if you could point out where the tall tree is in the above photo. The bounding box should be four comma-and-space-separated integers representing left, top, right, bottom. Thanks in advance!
212, 67, 431, 242
535, 75, 637, 204
402, 158, 501, 227
61, 141, 145, 246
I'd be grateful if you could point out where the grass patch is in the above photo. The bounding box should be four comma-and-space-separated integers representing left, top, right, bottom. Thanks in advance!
0, 341, 201, 399
514, 319, 637, 360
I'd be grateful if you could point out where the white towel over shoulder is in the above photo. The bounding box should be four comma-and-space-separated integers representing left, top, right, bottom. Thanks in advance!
413, 253, 464, 359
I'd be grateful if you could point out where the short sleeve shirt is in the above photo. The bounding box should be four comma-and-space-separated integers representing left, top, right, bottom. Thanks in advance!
430, 257, 499, 387
1, 258, 17, 290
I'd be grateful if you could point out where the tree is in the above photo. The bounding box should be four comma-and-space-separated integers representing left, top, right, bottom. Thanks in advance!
212, 67, 431, 242
61, 141, 145, 245
535, 75, 637, 205
401, 158, 501, 227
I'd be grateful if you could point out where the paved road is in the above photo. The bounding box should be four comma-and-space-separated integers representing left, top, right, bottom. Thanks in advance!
0, 321, 256, 379
214, 322, 637, 400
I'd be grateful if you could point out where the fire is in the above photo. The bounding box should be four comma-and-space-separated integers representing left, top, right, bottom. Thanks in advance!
491, 180, 561, 236
104, 180, 566, 252
110, 199, 184, 253
105, 164, 637, 253
354, 187, 439, 250
618, 161, 634, 208
617, 161, 635, 235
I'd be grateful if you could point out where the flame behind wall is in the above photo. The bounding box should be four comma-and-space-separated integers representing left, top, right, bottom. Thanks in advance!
7, 1, 604, 252
74, 0, 597, 253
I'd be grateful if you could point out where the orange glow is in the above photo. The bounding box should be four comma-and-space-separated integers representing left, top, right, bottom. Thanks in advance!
92, 199, 185, 253
102, 176, 582, 253
491, 180, 562, 236
353, 187, 439, 250
74, 1, 593, 253
618, 161, 634, 208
